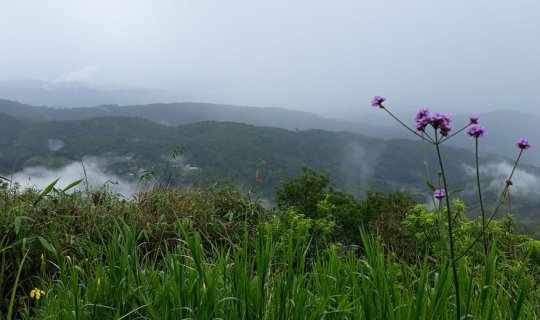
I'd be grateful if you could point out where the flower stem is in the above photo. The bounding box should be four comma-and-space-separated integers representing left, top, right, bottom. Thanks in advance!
439, 123, 471, 144
434, 136, 461, 320
381, 107, 434, 143
474, 138, 488, 255
455, 149, 524, 261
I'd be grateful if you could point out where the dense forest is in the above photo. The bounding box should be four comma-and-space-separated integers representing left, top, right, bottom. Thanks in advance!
1, 110, 540, 234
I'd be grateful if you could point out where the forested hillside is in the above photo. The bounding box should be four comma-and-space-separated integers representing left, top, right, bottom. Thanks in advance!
2, 112, 539, 230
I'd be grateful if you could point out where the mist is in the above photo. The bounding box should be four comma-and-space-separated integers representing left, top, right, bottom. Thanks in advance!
1, 1, 539, 118
11, 157, 140, 198
463, 161, 540, 198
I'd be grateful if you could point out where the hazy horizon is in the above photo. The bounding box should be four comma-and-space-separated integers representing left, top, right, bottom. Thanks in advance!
2, 1, 540, 118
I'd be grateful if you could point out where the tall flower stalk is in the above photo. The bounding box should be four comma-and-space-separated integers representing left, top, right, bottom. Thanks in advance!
433, 133, 460, 318
370, 96, 531, 320
468, 125, 488, 254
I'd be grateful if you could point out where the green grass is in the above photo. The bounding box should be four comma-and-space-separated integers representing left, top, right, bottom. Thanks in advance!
1, 184, 539, 319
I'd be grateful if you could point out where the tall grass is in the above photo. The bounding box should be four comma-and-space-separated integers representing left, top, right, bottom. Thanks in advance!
26, 222, 539, 319
1, 175, 538, 319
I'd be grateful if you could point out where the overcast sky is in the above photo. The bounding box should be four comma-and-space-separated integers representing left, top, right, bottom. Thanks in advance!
1, 0, 539, 117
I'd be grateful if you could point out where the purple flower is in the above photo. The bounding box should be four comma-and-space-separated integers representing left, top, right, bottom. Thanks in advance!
414, 109, 453, 135
371, 96, 386, 107
439, 123, 452, 137
414, 108, 430, 132
415, 118, 429, 131
469, 115, 479, 124
415, 108, 430, 121
428, 256, 438, 265
505, 179, 513, 186
434, 189, 446, 199
420, 112, 452, 136
427, 112, 452, 129
516, 138, 532, 150
467, 125, 487, 138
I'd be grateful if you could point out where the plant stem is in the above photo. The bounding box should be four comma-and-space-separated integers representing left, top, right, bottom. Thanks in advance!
434, 137, 461, 320
455, 149, 524, 261
381, 107, 434, 143
439, 123, 471, 144
474, 138, 488, 255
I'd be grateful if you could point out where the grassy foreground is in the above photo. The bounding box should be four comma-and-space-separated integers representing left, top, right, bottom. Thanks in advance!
1, 183, 539, 319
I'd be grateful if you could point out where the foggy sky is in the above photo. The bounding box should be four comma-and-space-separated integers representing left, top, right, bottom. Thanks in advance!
1, 0, 539, 118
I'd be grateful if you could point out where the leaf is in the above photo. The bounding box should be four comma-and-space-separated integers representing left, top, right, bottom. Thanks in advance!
62, 179, 83, 192
425, 180, 436, 192
0, 175, 11, 181
448, 188, 464, 196
37, 236, 56, 254
33, 178, 60, 205
14, 216, 21, 235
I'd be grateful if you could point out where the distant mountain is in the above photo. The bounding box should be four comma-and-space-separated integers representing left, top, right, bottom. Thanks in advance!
0, 98, 396, 138
0, 98, 536, 166
0, 79, 172, 108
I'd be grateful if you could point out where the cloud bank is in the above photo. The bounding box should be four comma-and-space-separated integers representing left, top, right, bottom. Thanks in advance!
463, 161, 540, 198
11, 156, 140, 198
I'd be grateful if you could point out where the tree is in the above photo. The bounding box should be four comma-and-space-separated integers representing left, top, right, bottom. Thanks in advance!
275, 168, 332, 217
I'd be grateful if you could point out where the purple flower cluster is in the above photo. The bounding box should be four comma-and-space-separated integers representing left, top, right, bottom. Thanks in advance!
516, 138, 532, 150
371, 96, 386, 107
415, 109, 452, 136
469, 115, 479, 124
467, 125, 487, 138
434, 189, 446, 199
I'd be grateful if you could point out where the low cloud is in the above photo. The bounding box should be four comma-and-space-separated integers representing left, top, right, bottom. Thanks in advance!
47, 139, 65, 151
56, 66, 99, 83
463, 161, 540, 198
11, 156, 140, 198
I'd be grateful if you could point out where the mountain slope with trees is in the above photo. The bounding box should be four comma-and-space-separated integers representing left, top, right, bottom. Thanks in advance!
1, 112, 539, 228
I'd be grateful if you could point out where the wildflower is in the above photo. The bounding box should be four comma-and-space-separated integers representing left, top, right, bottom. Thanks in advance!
505, 179, 513, 186
201, 282, 207, 293
371, 95, 386, 107
467, 125, 487, 138
415, 108, 430, 132
469, 115, 479, 124
516, 138, 532, 150
428, 256, 438, 265
415, 118, 429, 131
438, 123, 452, 137
415, 108, 430, 121
427, 112, 452, 129
30, 288, 45, 300
434, 189, 446, 199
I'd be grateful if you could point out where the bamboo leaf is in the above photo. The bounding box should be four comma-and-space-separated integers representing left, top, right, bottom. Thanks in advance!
448, 188, 464, 196
33, 178, 60, 205
37, 236, 56, 254
426, 180, 436, 192
63, 179, 83, 192
14, 216, 21, 235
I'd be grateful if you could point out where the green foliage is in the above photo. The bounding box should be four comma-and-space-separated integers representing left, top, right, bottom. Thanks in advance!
1, 174, 540, 318
275, 168, 332, 216
4, 112, 540, 228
